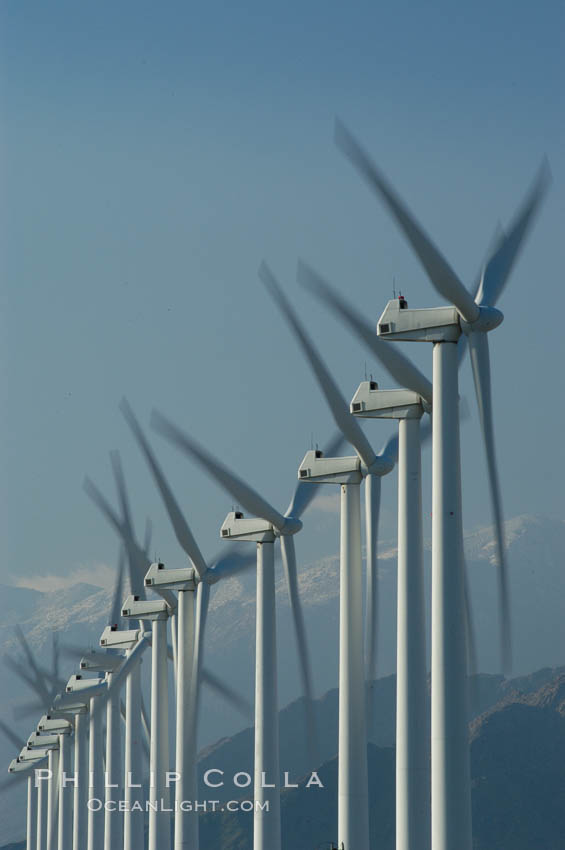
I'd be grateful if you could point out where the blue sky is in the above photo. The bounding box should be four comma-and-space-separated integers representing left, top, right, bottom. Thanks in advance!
0, 0, 563, 589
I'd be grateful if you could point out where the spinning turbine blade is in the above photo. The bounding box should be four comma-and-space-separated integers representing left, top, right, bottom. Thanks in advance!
285, 432, 346, 519
280, 535, 319, 765
467, 332, 511, 671
14, 626, 51, 705
120, 397, 208, 579
143, 518, 153, 557
334, 119, 480, 323
260, 261, 377, 469
110, 450, 135, 540
210, 549, 257, 581
477, 158, 551, 308
109, 549, 126, 628
83, 476, 146, 599
151, 412, 287, 532
0, 720, 25, 751
298, 261, 433, 405
201, 670, 253, 718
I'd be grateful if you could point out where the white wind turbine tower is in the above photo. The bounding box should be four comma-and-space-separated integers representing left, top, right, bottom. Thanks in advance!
151, 413, 337, 850
258, 262, 422, 850
99, 624, 146, 850
37, 715, 73, 850
16, 746, 52, 850
121, 594, 172, 850
301, 265, 434, 850
119, 398, 258, 850
58, 674, 107, 850
8, 752, 47, 850
335, 120, 550, 850
27, 732, 60, 850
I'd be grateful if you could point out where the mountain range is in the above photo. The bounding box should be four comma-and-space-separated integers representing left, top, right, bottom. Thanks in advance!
1, 513, 564, 845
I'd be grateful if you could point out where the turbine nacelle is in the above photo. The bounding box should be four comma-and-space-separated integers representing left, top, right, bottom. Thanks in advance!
37, 716, 72, 734
298, 449, 362, 485
79, 652, 122, 673
100, 625, 141, 650
144, 561, 196, 592
377, 298, 503, 343
220, 511, 276, 543
9, 757, 45, 773
27, 732, 59, 750
18, 747, 51, 763
121, 594, 170, 622
351, 381, 425, 420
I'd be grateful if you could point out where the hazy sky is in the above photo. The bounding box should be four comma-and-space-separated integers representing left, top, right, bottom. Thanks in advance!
1, 0, 563, 590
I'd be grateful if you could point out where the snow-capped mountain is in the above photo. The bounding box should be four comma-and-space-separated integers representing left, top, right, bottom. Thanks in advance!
0, 514, 564, 844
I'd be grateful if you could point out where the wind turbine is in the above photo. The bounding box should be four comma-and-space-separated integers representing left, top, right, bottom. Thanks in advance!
99, 624, 146, 850
37, 715, 73, 850
150, 412, 339, 850
334, 120, 550, 850
121, 593, 172, 850
258, 262, 417, 850
299, 264, 436, 850
119, 397, 258, 850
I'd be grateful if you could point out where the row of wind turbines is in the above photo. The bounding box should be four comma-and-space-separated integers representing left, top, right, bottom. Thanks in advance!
4, 122, 550, 850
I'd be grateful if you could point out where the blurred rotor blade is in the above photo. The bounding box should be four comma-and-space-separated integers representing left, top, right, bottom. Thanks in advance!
299, 261, 433, 406
110, 451, 135, 539
285, 432, 346, 519
377, 430, 399, 467
210, 549, 257, 582
109, 549, 126, 628
260, 261, 376, 469
477, 158, 551, 308
201, 669, 253, 718
364, 475, 381, 695
0, 720, 25, 751
143, 518, 153, 558
140, 695, 150, 748
13, 699, 45, 719
120, 398, 208, 580
335, 119, 480, 323
51, 634, 60, 685
280, 535, 319, 765
467, 332, 511, 672
14, 626, 51, 705
151, 412, 287, 532
0, 771, 28, 793
83, 476, 146, 599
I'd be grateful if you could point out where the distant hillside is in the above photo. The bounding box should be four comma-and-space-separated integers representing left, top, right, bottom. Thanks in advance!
1, 514, 564, 844
198, 670, 565, 850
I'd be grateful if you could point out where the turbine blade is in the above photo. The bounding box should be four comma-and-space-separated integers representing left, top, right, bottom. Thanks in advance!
51, 634, 60, 686
83, 476, 146, 599
210, 549, 256, 581
109, 549, 126, 628
143, 518, 153, 558
334, 119, 479, 323
280, 535, 319, 765
477, 158, 551, 307
285, 432, 346, 519
260, 261, 376, 469
201, 669, 253, 718
0, 771, 28, 792
109, 451, 135, 539
467, 332, 512, 672
0, 720, 25, 751
13, 627, 51, 705
120, 397, 208, 579
151, 412, 287, 532
299, 261, 433, 405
